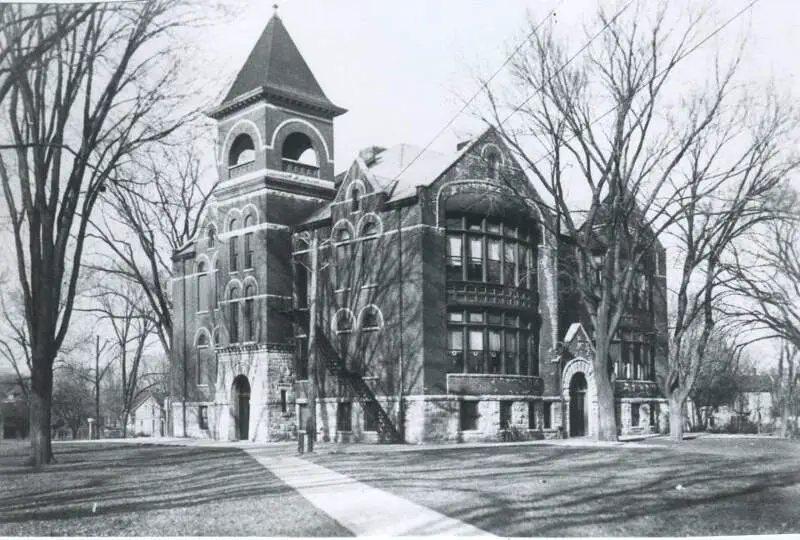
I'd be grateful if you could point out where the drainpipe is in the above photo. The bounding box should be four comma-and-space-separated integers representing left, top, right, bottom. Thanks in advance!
396, 207, 405, 441
182, 258, 188, 437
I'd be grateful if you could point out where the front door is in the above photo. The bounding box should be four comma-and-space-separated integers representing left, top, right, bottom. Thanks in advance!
232, 374, 251, 441
569, 372, 588, 437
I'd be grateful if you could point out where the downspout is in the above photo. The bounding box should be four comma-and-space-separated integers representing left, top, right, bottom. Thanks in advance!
396, 207, 405, 441
182, 258, 188, 437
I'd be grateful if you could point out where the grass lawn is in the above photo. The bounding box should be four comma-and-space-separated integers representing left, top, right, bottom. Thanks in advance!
0, 440, 350, 537
308, 436, 800, 537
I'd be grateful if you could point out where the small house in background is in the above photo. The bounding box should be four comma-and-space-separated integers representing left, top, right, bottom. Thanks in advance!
128, 391, 165, 437
709, 372, 774, 430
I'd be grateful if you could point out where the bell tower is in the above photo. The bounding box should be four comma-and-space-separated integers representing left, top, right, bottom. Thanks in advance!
208, 10, 346, 221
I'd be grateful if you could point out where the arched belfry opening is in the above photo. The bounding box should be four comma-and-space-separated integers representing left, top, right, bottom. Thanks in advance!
231, 374, 251, 440
282, 132, 318, 167
229, 134, 255, 167
569, 372, 588, 437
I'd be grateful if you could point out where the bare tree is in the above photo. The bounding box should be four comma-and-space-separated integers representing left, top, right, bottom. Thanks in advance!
0, 5, 93, 105
773, 342, 798, 438
0, 1, 200, 465
724, 191, 800, 437
687, 329, 743, 430
92, 282, 157, 438
52, 362, 94, 440
88, 144, 216, 360
480, 2, 798, 440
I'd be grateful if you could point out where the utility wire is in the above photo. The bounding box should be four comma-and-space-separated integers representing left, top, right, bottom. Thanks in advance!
385, 0, 568, 186
519, 0, 761, 172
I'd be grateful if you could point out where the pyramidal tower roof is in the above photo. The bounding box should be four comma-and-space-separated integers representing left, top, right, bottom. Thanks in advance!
213, 13, 346, 117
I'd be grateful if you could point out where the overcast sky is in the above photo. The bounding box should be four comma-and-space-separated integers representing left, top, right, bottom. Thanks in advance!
194, 0, 800, 170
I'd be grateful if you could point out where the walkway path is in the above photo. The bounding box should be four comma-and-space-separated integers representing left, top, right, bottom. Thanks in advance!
89, 437, 495, 536
245, 447, 495, 537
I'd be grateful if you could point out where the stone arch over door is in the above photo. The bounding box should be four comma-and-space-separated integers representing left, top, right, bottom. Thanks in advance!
561, 357, 596, 438
231, 374, 251, 441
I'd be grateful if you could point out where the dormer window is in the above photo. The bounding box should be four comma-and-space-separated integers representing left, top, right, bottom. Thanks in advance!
351, 187, 361, 212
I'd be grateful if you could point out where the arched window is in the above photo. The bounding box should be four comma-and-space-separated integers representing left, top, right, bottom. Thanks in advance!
360, 306, 382, 331
360, 221, 378, 275
207, 226, 216, 248
335, 309, 353, 358
196, 332, 209, 385
243, 284, 256, 342
196, 262, 208, 313
487, 152, 499, 179
351, 187, 361, 212
228, 286, 240, 343
229, 134, 255, 167
229, 219, 239, 272
335, 225, 352, 289
244, 215, 254, 269
212, 327, 221, 348
282, 132, 319, 176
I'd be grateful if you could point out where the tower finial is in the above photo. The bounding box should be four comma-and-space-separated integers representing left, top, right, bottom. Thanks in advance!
272, 3, 279, 16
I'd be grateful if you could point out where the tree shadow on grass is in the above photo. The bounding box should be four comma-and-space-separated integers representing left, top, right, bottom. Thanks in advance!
310, 442, 800, 536
0, 444, 295, 524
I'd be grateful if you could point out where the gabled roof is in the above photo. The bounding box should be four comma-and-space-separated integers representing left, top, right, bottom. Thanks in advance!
219, 14, 345, 116
130, 391, 163, 412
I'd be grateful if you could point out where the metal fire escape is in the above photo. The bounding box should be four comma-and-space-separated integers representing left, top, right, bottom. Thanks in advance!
284, 308, 402, 443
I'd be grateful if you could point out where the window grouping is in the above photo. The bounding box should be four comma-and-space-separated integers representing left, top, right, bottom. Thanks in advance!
615, 332, 655, 381
445, 214, 537, 289
447, 308, 538, 376
225, 283, 258, 344
227, 214, 256, 273
334, 218, 381, 291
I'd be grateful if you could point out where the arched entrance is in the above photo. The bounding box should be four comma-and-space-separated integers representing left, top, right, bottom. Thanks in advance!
569, 372, 588, 437
231, 375, 250, 440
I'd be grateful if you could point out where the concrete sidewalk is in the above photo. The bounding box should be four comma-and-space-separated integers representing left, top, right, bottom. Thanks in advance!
245, 447, 495, 537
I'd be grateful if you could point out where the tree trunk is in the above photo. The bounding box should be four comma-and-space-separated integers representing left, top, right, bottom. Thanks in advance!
780, 400, 790, 438
28, 360, 54, 466
669, 394, 685, 441
122, 411, 129, 438
593, 339, 618, 441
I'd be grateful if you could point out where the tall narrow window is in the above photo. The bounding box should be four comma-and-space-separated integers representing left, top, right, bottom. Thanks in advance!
335, 227, 352, 289
280, 389, 287, 413
487, 238, 501, 284
468, 329, 484, 373
488, 330, 502, 374
361, 222, 378, 277
351, 187, 361, 212
503, 241, 517, 286
207, 227, 216, 248
448, 328, 464, 373
467, 236, 483, 281
228, 287, 240, 343
244, 215, 254, 269
336, 310, 353, 359
487, 153, 499, 179
196, 333, 209, 385
197, 262, 208, 313
447, 235, 463, 280
244, 284, 255, 341
230, 238, 239, 272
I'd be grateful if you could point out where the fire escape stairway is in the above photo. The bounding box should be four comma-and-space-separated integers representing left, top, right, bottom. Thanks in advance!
284, 309, 402, 443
